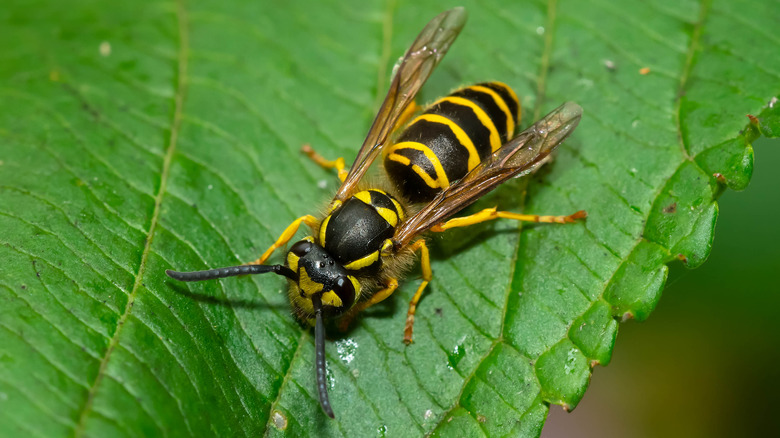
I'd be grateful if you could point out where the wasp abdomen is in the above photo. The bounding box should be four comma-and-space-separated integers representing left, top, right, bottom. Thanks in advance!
319, 189, 405, 275
384, 81, 520, 203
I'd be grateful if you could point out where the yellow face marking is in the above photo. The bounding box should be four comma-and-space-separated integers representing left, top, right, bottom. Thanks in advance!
491, 81, 522, 123
319, 215, 331, 246
286, 252, 299, 273
387, 141, 450, 188
321, 291, 343, 308
290, 292, 315, 318
375, 206, 399, 227
412, 114, 480, 170
390, 197, 405, 221
344, 250, 380, 271
298, 267, 323, 296
469, 85, 515, 137
434, 96, 501, 152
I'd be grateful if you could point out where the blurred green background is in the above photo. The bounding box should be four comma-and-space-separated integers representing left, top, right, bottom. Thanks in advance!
544, 136, 780, 437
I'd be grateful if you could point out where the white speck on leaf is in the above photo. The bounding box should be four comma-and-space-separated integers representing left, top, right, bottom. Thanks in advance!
424, 409, 433, 420
577, 78, 594, 88
335, 338, 358, 364
564, 348, 578, 374
207, 184, 213, 190
317, 180, 327, 189
326, 363, 335, 389
536, 26, 545, 35
99, 41, 111, 57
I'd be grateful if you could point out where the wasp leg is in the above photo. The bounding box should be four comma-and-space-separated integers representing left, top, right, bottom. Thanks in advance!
248, 215, 319, 265
301, 144, 349, 182
404, 239, 432, 345
337, 278, 399, 332
430, 207, 586, 232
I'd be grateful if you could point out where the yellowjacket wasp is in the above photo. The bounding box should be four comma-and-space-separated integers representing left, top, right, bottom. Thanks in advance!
166, 7, 584, 418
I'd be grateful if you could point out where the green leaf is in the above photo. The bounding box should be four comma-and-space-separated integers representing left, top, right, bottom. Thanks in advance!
0, 0, 777, 437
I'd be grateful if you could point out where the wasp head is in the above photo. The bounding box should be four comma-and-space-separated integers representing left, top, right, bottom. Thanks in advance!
284, 237, 361, 321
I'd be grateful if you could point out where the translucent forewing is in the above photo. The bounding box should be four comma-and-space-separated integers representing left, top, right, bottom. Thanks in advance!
333, 7, 467, 203
393, 101, 583, 249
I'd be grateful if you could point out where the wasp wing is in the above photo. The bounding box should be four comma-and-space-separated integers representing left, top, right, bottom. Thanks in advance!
333, 7, 467, 203
393, 101, 583, 249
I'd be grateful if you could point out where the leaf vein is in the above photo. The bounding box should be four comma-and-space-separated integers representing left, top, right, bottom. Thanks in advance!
74, 1, 191, 435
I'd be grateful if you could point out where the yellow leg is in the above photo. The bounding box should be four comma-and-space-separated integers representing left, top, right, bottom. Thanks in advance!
248, 215, 319, 265
301, 144, 348, 182
430, 207, 587, 232
337, 278, 399, 332
404, 239, 432, 345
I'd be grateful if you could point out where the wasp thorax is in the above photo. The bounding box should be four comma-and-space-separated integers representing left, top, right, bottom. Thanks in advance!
285, 238, 361, 319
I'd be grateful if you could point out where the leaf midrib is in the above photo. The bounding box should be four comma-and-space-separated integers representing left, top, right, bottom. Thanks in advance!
429, 0, 561, 432
72, 1, 190, 435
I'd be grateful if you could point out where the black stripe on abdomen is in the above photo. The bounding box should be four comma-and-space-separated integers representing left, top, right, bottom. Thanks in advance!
451, 87, 510, 143
482, 82, 520, 128
396, 119, 470, 183
425, 100, 494, 160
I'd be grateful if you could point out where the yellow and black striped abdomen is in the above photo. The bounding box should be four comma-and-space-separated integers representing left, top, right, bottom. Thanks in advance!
384, 82, 521, 203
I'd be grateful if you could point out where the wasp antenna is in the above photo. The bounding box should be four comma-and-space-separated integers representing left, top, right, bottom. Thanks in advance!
312, 295, 335, 419
165, 264, 297, 282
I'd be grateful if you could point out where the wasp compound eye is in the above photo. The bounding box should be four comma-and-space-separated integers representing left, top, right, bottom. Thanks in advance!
331, 276, 356, 311
290, 240, 313, 256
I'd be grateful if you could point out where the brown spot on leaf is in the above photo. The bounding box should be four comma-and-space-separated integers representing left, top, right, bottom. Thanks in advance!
663, 202, 677, 214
